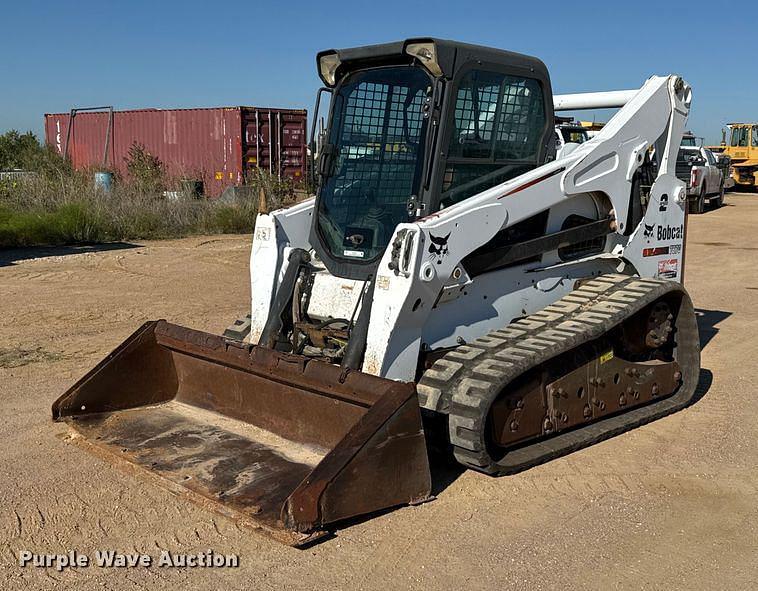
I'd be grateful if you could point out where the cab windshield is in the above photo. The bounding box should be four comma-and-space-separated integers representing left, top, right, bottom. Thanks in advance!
317, 66, 432, 262
730, 127, 748, 147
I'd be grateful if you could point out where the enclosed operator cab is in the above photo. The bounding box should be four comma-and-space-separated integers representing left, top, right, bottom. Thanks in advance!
311, 38, 555, 280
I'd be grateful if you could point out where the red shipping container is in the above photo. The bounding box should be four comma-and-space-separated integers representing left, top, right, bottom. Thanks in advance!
44, 107, 307, 197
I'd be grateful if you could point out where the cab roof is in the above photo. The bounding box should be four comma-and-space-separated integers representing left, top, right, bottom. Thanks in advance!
316, 37, 550, 87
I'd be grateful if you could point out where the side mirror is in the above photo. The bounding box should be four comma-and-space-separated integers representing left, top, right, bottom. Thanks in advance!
309, 87, 333, 188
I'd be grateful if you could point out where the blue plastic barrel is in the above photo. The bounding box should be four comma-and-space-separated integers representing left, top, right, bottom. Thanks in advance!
94, 172, 113, 192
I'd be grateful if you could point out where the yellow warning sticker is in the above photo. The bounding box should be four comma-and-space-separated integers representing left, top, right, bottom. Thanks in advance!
600, 350, 614, 364
214, 172, 223, 180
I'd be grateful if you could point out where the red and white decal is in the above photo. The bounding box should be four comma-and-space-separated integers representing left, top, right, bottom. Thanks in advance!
657, 258, 678, 279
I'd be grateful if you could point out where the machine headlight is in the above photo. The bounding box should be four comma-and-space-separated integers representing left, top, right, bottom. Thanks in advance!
318, 53, 342, 86
405, 42, 442, 77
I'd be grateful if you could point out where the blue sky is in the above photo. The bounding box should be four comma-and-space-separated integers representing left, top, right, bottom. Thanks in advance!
1, 0, 753, 144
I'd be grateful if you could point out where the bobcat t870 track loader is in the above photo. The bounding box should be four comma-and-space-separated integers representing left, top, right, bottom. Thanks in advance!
54, 38, 700, 545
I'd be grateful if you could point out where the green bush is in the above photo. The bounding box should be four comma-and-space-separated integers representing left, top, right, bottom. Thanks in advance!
125, 142, 164, 193
0, 130, 300, 248
0, 186, 264, 248
0, 130, 71, 177
0, 202, 106, 246
244, 167, 296, 211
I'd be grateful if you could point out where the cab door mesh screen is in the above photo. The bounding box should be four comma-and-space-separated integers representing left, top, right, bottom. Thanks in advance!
441, 70, 546, 206
319, 67, 430, 260
336, 83, 425, 212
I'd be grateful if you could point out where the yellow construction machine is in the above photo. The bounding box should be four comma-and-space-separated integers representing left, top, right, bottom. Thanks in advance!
708, 123, 758, 189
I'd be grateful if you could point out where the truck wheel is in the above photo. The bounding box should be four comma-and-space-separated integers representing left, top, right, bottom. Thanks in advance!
689, 185, 706, 214
712, 181, 724, 208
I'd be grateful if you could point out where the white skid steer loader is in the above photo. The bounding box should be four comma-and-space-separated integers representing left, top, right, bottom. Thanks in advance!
54, 38, 700, 546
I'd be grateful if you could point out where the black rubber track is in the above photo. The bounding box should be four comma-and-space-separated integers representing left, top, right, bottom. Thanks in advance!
417, 274, 701, 475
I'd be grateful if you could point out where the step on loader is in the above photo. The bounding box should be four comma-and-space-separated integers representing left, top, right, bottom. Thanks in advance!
54, 38, 700, 545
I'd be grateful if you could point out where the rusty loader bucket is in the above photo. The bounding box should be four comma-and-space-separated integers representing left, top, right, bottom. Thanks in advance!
52, 321, 431, 545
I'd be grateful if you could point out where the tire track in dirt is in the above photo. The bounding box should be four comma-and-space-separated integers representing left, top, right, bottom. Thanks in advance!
346, 501, 447, 589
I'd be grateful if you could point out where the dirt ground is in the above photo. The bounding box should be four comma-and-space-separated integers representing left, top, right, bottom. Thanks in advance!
1, 193, 757, 590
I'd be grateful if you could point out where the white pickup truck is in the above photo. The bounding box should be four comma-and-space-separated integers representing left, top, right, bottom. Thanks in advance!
676, 146, 724, 214
554, 123, 591, 158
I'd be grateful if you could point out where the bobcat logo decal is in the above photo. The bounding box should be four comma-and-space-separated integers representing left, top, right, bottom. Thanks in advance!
643, 223, 655, 238
428, 233, 451, 264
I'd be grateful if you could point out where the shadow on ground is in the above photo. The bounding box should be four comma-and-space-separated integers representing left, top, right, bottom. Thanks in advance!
0, 242, 140, 267
695, 308, 731, 350
725, 189, 758, 195
703, 202, 734, 214
314, 360, 716, 546
690, 368, 713, 407
319, 453, 466, 547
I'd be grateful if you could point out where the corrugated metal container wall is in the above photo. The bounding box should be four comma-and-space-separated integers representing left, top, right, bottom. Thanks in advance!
241, 108, 307, 183
44, 107, 307, 197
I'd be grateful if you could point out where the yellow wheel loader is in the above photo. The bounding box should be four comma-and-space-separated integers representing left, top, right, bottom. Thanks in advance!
711, 123, 758, 189
54, 38, 701, 546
